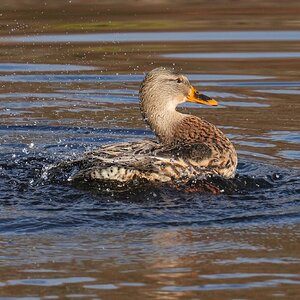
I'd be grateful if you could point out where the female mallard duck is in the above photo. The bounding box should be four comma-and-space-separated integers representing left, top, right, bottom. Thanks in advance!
48, 67, 237, 191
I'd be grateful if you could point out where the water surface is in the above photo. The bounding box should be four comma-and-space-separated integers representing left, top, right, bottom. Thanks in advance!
0, 1, 299, 299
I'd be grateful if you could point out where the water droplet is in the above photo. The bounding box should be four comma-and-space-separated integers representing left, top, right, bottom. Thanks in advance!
22, 148, 29, 154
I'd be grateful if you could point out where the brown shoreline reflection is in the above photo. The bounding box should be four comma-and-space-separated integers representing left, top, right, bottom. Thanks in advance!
0, 226, 299, 299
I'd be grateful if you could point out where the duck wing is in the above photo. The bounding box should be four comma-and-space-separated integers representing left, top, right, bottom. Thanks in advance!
45, 140, 162, 183
155, 143, 212, 161
45, 139, 217, 190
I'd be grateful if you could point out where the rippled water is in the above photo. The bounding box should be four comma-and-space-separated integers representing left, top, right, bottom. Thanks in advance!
2, 30, 300, 43
0, 1, 300, 299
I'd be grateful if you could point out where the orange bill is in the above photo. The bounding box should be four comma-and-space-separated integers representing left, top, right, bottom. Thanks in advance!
186, 86, 218, 106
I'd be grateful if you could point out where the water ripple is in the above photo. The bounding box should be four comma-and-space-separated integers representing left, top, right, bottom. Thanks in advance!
163, 52, 300, 59
0, 63, 96, 72
0, 73, 271, 83
161, 278, 300, 291
1, 31, 300, 43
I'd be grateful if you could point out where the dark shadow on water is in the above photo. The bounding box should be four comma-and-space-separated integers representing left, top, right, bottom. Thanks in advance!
59, 171, 275, 198
1, 150, 298, 201
0, 125, 299, 234
0, 151, 299, 233
38, 147, 278, 198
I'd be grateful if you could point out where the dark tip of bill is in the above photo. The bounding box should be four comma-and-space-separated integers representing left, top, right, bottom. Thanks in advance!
198, 93, 212, 101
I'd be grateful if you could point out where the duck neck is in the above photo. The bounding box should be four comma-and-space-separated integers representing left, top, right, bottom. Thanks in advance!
140, 98, 184, 145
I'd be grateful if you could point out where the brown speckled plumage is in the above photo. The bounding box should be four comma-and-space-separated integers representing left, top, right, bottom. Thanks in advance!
48, 67, 237, 190
173, 115, 237, 178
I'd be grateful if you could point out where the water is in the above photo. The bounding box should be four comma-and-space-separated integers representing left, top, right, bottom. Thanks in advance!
0, 1, 300, 299
2, 31, 300, 43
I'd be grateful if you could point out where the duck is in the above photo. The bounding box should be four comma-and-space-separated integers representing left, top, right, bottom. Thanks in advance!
47, 67, 237, 192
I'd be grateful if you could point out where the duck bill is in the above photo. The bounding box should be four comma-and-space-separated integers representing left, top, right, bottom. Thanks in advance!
186, 86, 218, 106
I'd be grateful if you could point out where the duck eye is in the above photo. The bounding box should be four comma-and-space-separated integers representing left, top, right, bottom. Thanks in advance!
176, 78, 183, 84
